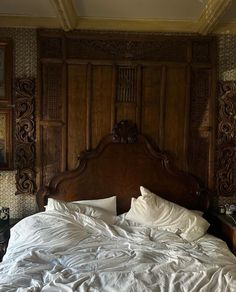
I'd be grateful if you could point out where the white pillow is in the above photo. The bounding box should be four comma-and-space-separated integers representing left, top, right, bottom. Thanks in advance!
46, 198, 115, 224
46, 196, 117, 215
125, 186, 210, 241
74, 196, 117, 215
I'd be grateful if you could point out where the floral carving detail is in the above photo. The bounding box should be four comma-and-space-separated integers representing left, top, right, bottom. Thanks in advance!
112, 120, 138, 144
15, 78, 36, 195
217, 81, 236, 196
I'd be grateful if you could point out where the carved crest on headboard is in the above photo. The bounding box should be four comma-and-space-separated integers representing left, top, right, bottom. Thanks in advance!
112, 120, 138, 143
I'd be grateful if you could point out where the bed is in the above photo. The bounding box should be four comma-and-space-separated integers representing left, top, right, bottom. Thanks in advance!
1, 120, 236, 291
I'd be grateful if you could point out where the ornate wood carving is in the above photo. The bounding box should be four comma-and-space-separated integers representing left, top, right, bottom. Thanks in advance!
66, 37, 188, 62
112, 120, 138, 143
217, 81, 236, 196
15, 78, 36, 195
116, 66, 137, 103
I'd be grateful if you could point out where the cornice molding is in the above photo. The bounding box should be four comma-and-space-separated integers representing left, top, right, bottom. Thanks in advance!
76, 18, 198, 33
0, 0, 235, 35
0, 15, 60, 28
198, 0, 232, 35
49, 0, 77, 31
213, 22, 236, 34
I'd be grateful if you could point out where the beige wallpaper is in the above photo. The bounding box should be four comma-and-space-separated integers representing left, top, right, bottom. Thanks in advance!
0, 28, 37, 219
0, 30, 236, 219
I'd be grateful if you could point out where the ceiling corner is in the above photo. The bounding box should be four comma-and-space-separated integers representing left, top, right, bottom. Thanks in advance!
49, 0, 78, 31
198, 0, 232, 35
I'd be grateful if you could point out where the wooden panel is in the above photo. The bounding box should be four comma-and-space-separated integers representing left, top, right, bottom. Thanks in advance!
65, 33, 189, 62
39, 62, 66, 185
163, 65, 188, 169
188, 68, 211, 186
116, 103, 137, 124
41, 126, 64, 185
42, 63, 64, 120
91, 65, 113, 148
67, 64, 87, 169
141, 65, 162, 145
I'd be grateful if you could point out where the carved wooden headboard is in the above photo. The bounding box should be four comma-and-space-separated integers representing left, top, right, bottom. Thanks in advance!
37, 121, 210, 214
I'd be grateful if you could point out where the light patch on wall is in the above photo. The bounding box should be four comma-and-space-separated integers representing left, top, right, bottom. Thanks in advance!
222, 69, 236, 81
0, 171, 37, 218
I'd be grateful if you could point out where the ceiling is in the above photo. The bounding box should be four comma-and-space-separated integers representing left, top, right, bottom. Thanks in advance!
0, 0, 235, 34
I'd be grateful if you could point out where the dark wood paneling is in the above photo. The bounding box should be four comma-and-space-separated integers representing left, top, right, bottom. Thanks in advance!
141, 65, 162, 145
188, 68, 211, 186
37, 31, 217, 198
41, 126, 63, 185
39, 62, 66, 185
163, 65, 188, 170
67, 64, 87, 169
91, 65, 113, 148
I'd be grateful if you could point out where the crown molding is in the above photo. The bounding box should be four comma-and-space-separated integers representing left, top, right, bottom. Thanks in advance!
0, 15, 60, 28
198, 0, 232, 35
213, 22, 236, 34
76, 17, 198, 33
49, 0, 77, 31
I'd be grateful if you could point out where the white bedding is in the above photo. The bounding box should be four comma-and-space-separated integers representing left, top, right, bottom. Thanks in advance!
0, 210, 236, 292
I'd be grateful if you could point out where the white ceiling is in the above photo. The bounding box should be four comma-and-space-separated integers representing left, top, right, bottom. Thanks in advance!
0, 0, 235, 34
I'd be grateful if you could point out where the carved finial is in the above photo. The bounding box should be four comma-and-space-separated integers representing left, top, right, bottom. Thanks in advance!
112, 120, 138, 143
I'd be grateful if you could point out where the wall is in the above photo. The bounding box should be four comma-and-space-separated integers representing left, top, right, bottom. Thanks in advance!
0, 28, 37, 218
218, 34, 236, 81
0, 29, 236, 219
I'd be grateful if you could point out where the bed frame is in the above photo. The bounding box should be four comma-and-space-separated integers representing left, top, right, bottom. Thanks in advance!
37, 120, 210, 214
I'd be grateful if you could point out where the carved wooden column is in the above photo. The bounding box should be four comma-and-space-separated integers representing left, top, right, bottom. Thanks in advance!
15, 78, 36, 195
217, 81, 236, 197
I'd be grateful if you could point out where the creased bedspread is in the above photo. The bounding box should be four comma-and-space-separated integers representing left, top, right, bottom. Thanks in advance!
0, 210, 236, 292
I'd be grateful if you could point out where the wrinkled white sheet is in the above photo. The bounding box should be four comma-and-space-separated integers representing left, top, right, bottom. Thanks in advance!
0, 210, 236, 292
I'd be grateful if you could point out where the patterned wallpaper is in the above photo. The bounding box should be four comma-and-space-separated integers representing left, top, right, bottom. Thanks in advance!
218, 34, 236, 81
0, 29, 236, 218
0, 28, 37, 218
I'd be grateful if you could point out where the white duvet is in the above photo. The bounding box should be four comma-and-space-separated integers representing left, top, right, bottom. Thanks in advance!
0, 210, 236, 292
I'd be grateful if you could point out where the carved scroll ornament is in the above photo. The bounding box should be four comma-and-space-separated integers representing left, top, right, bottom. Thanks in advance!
217, 81, 236, 196
15, 78, 36, 195
112, 120, 138, 144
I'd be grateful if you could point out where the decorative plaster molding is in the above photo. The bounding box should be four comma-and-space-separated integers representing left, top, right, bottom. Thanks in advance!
0, 0, 234, 34
213, 22, 236, 34
50, 0, 77, 31
198, 0, 232, 35
0, 15, 60, 28
76, 18, 198, 33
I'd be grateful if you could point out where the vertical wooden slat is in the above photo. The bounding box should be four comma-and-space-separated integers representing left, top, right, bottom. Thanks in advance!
67, 64, 87, 169
136, 65, 142, 130
111, 64, 116, 130
159, 65, 166, 150
183, 64, 191, 171
86, 63, 92, 151
208, 63, 217, 190
61, 62, 67, 170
